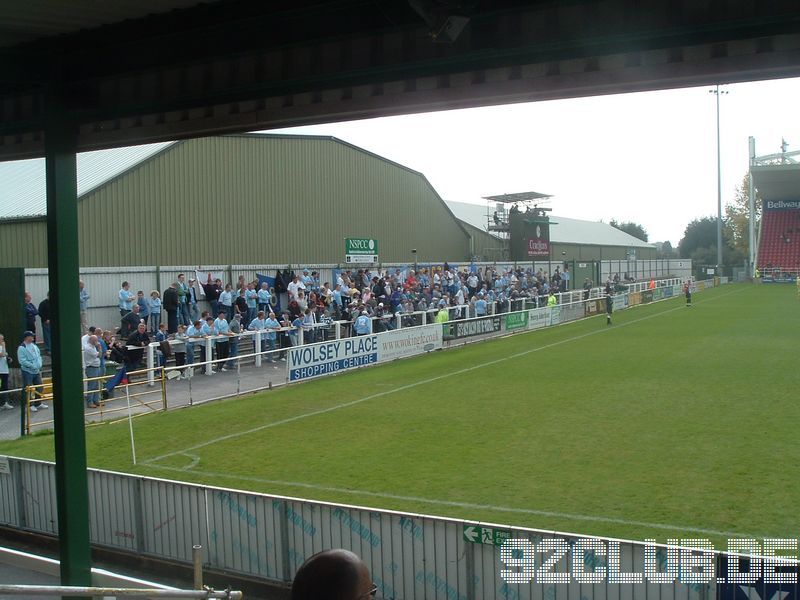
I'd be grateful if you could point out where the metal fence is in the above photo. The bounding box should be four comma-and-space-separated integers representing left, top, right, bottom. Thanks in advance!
10, 276, 704, 439
21, 261, 693, 345
0, 455, 723, 600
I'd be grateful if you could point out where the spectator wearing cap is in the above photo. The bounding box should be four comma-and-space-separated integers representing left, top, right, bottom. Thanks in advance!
18, 331, 47, 412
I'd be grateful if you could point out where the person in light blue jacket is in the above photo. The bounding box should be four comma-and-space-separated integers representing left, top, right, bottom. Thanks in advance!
18, 331, 47, 412
148, 290, 162, 334
118, 281, 135, 316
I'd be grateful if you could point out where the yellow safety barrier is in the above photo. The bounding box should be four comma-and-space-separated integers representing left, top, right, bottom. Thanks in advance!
25, 368, 167, 435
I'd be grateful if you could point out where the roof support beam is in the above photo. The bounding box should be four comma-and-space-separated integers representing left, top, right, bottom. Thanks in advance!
44, 92, 92, 592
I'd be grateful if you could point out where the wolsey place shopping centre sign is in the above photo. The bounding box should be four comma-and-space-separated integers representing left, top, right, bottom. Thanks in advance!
345, 238, 379, 263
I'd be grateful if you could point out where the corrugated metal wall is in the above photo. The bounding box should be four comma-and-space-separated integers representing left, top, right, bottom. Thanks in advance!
0, 456, 716, 600
0, 135, 472, 267
0, 219, 47, 266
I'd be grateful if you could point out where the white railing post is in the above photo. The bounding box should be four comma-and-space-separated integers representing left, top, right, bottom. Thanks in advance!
204, 338, 213, 375
147, 343, 155, 387
396, 314, 402, 330
335, 321, 341, 339
421, 311, 427, 325
253, 331, 262, 367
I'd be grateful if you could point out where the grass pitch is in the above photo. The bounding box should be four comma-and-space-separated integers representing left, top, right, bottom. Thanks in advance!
2, 283, 797, 544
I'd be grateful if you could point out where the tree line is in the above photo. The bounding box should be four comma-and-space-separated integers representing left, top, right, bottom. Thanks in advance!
609, 172, 759, 266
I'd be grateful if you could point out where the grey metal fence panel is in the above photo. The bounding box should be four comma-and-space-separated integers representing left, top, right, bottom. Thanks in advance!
87, 469, 139, 552
139, 478, 208, 563
19, 459, 57, 535
206, 488, 281, 580
0, 459, 20, 527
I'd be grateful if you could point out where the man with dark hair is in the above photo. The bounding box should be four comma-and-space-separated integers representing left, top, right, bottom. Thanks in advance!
120, 304, 142, 338
38, 292, 51, 355
162, 283, 179, 334
291, 549, 375, 600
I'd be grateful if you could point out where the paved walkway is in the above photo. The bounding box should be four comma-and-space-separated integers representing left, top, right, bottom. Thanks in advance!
0, 356, 292, 440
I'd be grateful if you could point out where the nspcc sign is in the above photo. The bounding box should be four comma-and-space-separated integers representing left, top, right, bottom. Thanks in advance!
345, 238, 378, 263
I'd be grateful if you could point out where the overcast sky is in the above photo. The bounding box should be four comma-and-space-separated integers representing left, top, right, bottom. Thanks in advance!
275, 76, 800, 246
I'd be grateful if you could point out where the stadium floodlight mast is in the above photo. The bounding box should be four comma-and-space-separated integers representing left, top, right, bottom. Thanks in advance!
709, 85, 728, 275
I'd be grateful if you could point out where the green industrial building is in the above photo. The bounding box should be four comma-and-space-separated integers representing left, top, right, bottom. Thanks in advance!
0, 133, 655, 269
0, 134, 482, 268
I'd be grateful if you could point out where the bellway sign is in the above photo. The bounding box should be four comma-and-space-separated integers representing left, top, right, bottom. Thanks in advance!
345, 238, 378, 263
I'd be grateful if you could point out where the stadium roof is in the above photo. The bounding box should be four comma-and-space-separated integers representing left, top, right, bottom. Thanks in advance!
0, 141, 174, 219
446, 200, 654, 248
751, 164, 800, 202
482, 191, 552, 204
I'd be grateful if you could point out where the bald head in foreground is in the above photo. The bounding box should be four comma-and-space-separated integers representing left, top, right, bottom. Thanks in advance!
291, 549, 376, 600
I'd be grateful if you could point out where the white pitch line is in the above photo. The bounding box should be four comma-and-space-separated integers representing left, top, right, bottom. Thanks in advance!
147, 462, 756, 538
145, 288, 740, 465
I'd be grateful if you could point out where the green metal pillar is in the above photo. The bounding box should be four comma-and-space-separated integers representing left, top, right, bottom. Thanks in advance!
45, 104, 92, 589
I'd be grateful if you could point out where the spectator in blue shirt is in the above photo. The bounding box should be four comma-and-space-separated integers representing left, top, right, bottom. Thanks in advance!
118, 281, 135, 316
186, 320, 205, 371
475, 293, 488, 316
213, 313, 231, 371
354, 311, 371, 336
136, 291, 150, 326
18, 331, 46, 412
148, 290, 162, 334
290, 314, 304, 346
263, 312, 281, 361
79, 280, 91, 335
257, 282, 271, 314
219, 284, 234, 321
245, 283, 258, 327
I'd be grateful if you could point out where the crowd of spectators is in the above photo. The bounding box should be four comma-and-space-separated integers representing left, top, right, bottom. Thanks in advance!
323, 263, 573, 334
2, 264, 590, 411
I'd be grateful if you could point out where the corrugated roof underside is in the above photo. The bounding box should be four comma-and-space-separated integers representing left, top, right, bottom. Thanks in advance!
0, 141, 174, 219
